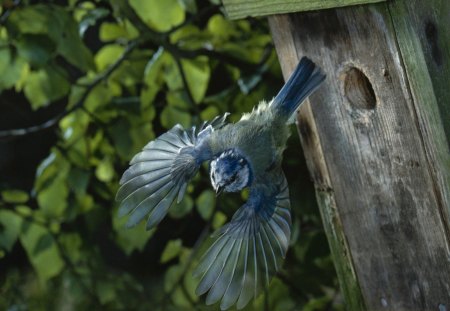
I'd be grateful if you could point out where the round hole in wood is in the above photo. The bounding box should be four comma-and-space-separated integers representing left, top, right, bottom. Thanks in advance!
344, 67, 376, 110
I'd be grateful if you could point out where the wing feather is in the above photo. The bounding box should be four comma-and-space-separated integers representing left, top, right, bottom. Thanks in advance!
118, 174, 172, 217
219, 222, 249, 310
117, 115, 230, 230
126, 182, 174, 227
195, 173, 291, 310
146, 185, 179, 229
206, 221, 247, 305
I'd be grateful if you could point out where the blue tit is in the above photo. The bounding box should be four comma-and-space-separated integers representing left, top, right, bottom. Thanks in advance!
116, 57, 325, 310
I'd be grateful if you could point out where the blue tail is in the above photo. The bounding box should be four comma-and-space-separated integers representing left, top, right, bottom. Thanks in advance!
271, 57, 325, 121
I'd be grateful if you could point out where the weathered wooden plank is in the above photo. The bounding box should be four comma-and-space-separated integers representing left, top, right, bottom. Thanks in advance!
222, 0, 386, 20
387, 0, 450, 235
269, 2, 450, 310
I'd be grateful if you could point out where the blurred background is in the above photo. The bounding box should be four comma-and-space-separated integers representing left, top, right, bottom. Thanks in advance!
0, 0, 342, 310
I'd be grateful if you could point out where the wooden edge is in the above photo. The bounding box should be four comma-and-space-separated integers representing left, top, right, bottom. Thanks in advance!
223, 0, 386, 20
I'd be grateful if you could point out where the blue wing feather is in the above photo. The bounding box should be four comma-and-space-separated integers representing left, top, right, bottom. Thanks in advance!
194, 173, 291, 310
116, 115, 229, 230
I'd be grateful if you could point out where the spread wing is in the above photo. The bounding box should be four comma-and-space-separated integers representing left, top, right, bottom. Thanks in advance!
116, 114, 228, 230
194, 173, 291, 310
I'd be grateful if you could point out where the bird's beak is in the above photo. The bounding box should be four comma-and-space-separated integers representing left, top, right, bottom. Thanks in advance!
215, 185, 224, 197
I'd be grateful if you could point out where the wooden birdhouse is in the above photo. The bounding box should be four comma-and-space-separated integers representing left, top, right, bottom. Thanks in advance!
222, 0, 450, 310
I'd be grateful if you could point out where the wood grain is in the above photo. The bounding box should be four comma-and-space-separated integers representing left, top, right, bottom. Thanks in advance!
387, 0, 450, 237
222, 0, 386, 20
269, 2, 450, 310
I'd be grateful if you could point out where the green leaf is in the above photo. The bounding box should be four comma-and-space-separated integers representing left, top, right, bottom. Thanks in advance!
24, 66, 70, 109
20, 221, 64, 281
302, 296, 331, 311
129, 121, 155, 154
212, 211, 227, 230
15, 205, 32, 217
178, 0, 197, 13
130, 0, 185, 32
164, 264, 183, 292
160, 105, 191, 129
168, 194, 193, 218
76, 194, 95, 213
79, 8, 109, 37
97, 281, 117, 305
196, 190, 215, 220
37, 178, 68, 218
207, 14, 236, 40
59, 111, 89, 150
33, 232, 53, 255
0, 47, 27, 90
35, 151, 70, 214
164, 55, 210, 104
250, 277, 296, 311
36, 152, 58, 185
200, 105, 219, 121
160, 239, 182, 263
95, 158, 114, 182
6, 5, 49, 34
0, 210, 23, 252
171, 287, 192, 308
112, 207, 155, 255
7, 4, 94, 71
58, 233, 82, 262
181, 57, 210, 103
169, 25, 207, 50
140, 48, 167, 108
183, 267, 199, 303
1, 190, 29, 203
99, 20, 138, 42
67, 167, 90, 196
15, 34, 56, 66
84, 83, 115, 113
109, 119, 133, 159
95, 44, 124, 71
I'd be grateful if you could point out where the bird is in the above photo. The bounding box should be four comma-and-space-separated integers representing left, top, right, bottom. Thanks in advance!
116, 57, 325, 310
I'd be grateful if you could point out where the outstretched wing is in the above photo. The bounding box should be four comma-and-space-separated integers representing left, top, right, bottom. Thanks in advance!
194, 173, 291, 310
116, 114, 228, 230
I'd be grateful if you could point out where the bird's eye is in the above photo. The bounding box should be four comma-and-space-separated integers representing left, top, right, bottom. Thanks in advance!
229, 174, 237, 183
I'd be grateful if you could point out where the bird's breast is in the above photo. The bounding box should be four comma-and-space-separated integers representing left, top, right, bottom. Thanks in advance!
211, 122, 280, 177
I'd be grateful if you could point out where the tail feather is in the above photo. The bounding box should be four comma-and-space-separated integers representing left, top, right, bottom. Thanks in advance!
271, 57, 325, 122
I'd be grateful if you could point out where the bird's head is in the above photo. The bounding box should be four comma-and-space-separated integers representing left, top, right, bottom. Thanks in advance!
210, 149, 252, 195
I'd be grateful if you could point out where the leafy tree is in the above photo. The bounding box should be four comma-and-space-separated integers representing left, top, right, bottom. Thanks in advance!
0, 0, 342, 310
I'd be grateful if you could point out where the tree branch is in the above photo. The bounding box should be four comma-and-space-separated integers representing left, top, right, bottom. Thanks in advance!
0, 40, 139, 141
120, 0, 271, 73
173, 56, 200, 115
165, 5, 221, 35
0, 0, 21, 26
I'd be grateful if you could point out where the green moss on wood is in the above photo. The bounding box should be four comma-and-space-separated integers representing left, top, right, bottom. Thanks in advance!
315, 190, 366, 310
223, 0, 386, 20
387, 0, 450, 235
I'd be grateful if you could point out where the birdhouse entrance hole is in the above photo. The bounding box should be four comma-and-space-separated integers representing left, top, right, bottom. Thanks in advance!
344, 67, 376, 110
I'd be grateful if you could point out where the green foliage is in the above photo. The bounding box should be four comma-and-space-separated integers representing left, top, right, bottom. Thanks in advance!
160, 239, 183, 263
20, 221, 65, 281
0, 210, 22, 252
0, 1, 340, 310
130, 0, 185, 32
196, 190, 215, 220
